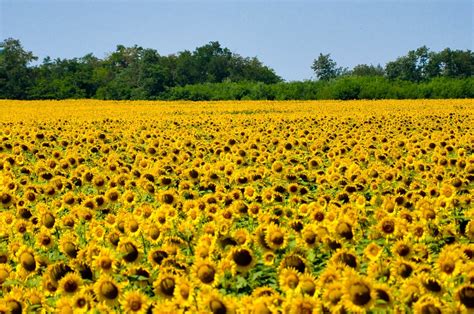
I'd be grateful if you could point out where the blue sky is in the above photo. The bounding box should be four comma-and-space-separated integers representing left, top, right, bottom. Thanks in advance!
1, 0, 472, 81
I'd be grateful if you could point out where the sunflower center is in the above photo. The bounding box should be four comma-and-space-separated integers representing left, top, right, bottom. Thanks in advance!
288, 274, 299, 289
6, 300, 22, 314
300, 280, 316, 295
233, 250, 252, 267
423, 279, 442, 293
328, 289, 343, 305
0, 269, 9, 283
163, 194, 174, 204
399, 263, 413, 278
209, 299, 227, 314
180, 284, 190, 299
304, 231, 316, 245
64, 279, 78, 293
376, 288, 390, 303
420, 304, 441, 314
338, 253, 357, 269
442, 263, 455, 274
100, 259, 112, 270
270, 231, 284, 245
130, 300, 142, 311
382, 220, 395, 234
76, 298, 86, 308
160, 277, 175, 296
336, 222, 353, 240
397, 245, 410, 256
123, 243, 138, 262
20, 252, 36, 271
284, 256, 306, 273
349, 282, 372, 306
197, 265, 215, 284
458, 286, 474, 308
64, 242, 78, 258
41, 236, 51, 246
43, 213, 55, 228
100, 281, 119, 299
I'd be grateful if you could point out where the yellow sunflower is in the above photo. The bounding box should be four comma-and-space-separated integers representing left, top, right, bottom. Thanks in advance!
342, 275, 376, 313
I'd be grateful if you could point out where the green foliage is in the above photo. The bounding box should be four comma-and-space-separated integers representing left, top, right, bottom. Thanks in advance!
0, 38, 472, 100
0, 38, 38, 99
161, 76, 473, 101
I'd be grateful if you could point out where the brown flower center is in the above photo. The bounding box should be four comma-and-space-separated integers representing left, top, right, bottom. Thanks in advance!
232, 249, 252, 267
100, 281, 119, 299
160, 277, 175, 296
349, 282, 372, 306
197, 265, 215, 284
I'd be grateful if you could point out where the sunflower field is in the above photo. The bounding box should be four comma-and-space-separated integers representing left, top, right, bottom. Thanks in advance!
0, 99, 473, 313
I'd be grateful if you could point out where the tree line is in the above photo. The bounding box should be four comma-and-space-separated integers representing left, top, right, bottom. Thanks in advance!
0, 38, 472, 100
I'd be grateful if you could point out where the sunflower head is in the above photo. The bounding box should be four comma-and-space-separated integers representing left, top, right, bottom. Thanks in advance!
121, 290, 149, 313
343, 275, 375, 312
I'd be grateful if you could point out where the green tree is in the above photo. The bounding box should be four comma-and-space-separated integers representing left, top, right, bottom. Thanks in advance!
0, 38, 37, 99
311, 53, 343, 81
351, 64, 385, 77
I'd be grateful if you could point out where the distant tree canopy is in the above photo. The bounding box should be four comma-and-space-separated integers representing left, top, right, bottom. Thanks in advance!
1, 39, 281, 100
0, 38, 472, 100
311, 46, 473, 82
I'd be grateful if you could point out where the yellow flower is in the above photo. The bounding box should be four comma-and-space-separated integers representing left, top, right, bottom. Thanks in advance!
342, 275, 376, 313
264, 223, 288, 251
121, 291, 149, 314
59, 272, 82, 295
363, 242, 383, 261
94, 274, 122, 306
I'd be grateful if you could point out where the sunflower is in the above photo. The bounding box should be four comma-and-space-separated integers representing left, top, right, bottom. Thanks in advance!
455, 284, 474, 312
93, 248, 118, 274
372, 283, 393, 310
335, 220, 354, 241
59, 233, 79, 259
59, 272, 83, 295
24, 287, 46, 312
16, 245, 37, 276
72, 290, 94, 313
377, 216, 399, 238
279, 252, 308, 274
322, 281, 345, 312
199, 288, 236, 314
413, 295, 446, 314
0, 263, 12, 287
228, 247, 255, 274
94, 274, 122, 306
279, 268, 300, 294
232, 228, 250, 246
118, 238, 141, 264
392, 239, 413, 259
154, 271, 177, 299
297, 273, 317, 296
148, 248, 170, 268
174, 276, 194, 307
192, 259, 218, 287
392, 258, 416, 280
55, 297, 74, 314
105, 188, 120, 203
299, 224, 318, 249
363, 242, 383, 261
435, 250, 459, 278
264, 223, 289, 251
342, 275, 376, 313
329, 248, 358, 270
120, 290, 150, 314
284, 294, 319, 314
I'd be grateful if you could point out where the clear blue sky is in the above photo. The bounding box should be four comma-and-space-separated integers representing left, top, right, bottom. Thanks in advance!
1, 0, 472, 81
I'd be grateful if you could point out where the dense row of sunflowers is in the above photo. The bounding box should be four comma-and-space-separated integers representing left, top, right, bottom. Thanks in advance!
0, 100, 473, 313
